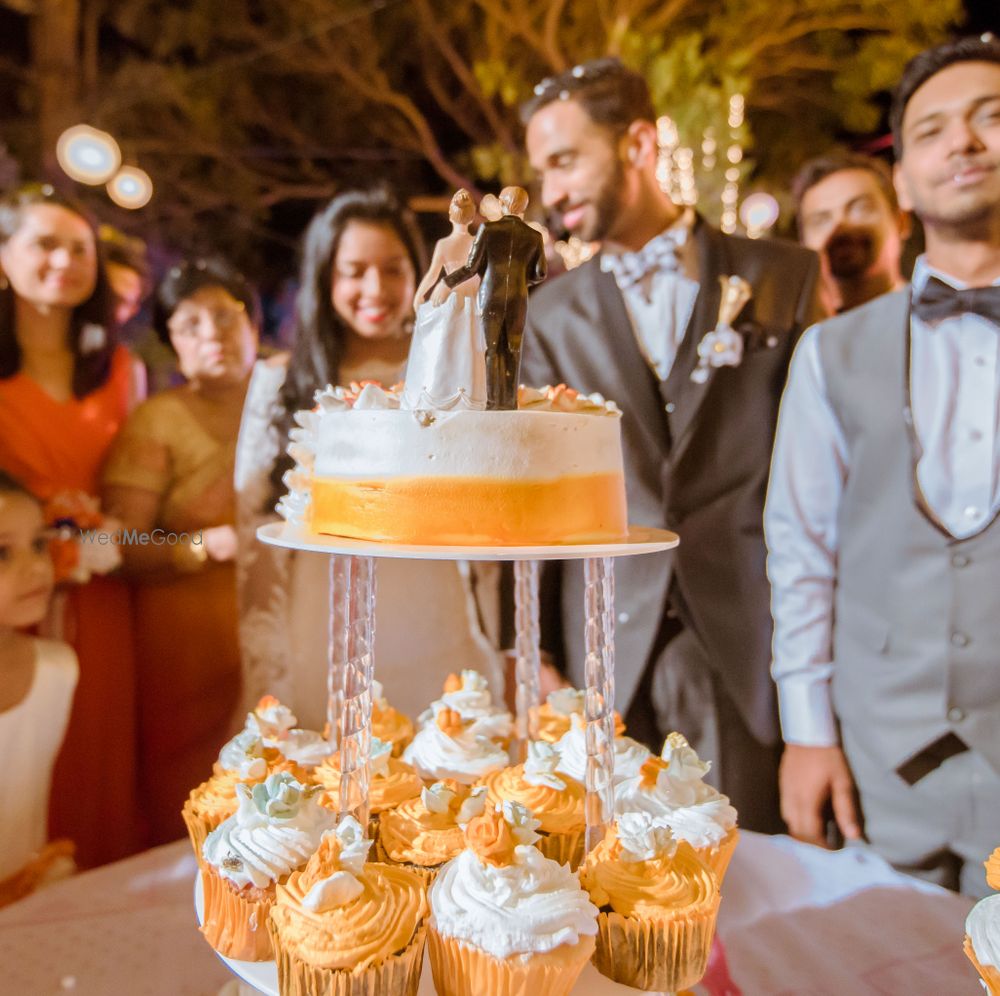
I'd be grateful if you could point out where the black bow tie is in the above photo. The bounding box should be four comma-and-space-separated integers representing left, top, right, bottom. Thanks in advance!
912, 276, 1000, 326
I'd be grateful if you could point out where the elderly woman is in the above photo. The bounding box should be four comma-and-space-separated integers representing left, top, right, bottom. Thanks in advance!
103, 257, 258, 845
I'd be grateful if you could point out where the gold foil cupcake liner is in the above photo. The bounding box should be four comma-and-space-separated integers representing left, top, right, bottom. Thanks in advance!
965, 935, 1000, 995
591, 904, 719, 992
268, 916, 427, 996
427, 928, 595, 996
537, 829, 585, 872
200, 865, 276, 962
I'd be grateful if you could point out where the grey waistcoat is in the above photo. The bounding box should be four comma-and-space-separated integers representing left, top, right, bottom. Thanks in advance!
819, 290, 1000, 775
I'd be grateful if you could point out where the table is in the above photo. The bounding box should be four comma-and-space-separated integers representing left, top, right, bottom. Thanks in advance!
0, 832, 979, 996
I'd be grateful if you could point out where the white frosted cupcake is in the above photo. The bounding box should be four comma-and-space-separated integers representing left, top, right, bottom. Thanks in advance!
404, 707, 509, 785
418, 670, 513, 745
614, 734, 738, 882
427, 801, 598, 996
222, 695, 330, 769
553, 713, 650, 786
200, 772, 336, 961
966, 894, 1000, 995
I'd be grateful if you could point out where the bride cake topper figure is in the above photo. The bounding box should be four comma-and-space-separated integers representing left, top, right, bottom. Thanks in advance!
402, 189, 488, 410
441, 186, 547, 411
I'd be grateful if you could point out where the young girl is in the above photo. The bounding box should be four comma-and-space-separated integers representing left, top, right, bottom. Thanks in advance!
0, 471, 77, 906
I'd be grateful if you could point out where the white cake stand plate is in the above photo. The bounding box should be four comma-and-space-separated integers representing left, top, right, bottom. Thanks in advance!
256, 521, 678, 561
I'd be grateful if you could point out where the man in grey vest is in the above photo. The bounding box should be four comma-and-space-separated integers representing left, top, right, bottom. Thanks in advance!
766, 35, 1000, 897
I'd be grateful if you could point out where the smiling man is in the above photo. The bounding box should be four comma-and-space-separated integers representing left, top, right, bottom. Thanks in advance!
792, 152, 909, 316
767, 35, 1000, 896
520, 59, 821, 833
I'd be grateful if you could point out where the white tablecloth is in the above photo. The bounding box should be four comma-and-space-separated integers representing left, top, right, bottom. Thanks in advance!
0, 832, 979, 995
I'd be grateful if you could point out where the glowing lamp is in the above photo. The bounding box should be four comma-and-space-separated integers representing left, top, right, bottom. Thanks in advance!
107, 167, 153, 209
56, 125, 121, 185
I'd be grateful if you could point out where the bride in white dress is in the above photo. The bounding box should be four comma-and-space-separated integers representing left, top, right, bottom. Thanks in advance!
235, 189, 501, 730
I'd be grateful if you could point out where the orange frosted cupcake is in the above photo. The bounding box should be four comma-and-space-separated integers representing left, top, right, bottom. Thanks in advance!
614, 734, 739, 883
235, 695, 331, 769
581, 812, 720, 992
313, 736, 422, 827
371, 680, 415, 757
377, 780, 488, 879
427, 801, 598, 996
480, 741, 586, 869
200, 772, 336, 961
987, 848, 1000, 892
183, 730, 308, 861
268, 815, 429, 995
532, 687, 625, 744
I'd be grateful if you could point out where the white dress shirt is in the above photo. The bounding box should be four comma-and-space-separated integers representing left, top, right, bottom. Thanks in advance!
602, 210, 700, 381
765, 256, 1000, 747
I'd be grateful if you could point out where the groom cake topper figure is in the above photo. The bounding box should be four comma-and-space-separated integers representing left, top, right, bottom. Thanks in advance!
441, 186, 546, 411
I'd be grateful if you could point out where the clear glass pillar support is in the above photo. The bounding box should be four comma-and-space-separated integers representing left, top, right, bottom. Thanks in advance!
583, 555, 616, 854
514, 559, 541, 759
325, 555, 348, 752
334, 555, 377, 828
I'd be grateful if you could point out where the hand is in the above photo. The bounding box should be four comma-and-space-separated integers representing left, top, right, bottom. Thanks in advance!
430, 281, 452, 307
201, 525, 239, 563
779, 744, 861, 847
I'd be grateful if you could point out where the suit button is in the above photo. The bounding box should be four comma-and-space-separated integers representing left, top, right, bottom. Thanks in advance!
664, 402, 676, 414
947, 706, 966, 723
950, 632, 970, 648
617, 611, 630, 624
951, 553, 970, 568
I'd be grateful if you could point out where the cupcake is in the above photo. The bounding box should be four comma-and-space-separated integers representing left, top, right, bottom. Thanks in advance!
268, 815, 429, 996
372, 680, 415, 757
532, 687, 625, 744
403, 707, 509, 785
183, 729, 308, 861
377, 780, 488, 879
553, 713, 650, 786
200, 772, 336, 961
987, 847, 1000, 892
238, 695, 331, 769
418, 670, 513, 745
313, 736, 422, 830
480, 741, 586, 869
965, 893, 1000, 995
581, 811, 720, 992
614, 734, 739, 883
427, 801, 598, 996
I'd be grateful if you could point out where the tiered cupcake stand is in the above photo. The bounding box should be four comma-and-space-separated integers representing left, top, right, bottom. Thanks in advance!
195, 521, 679, 995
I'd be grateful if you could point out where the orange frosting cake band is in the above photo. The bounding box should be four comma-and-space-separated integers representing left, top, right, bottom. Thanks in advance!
310, 473, 627, 545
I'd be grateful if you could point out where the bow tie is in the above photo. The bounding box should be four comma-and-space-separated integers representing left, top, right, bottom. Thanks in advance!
912, 276, 1000, 327
600, 230, 684, 288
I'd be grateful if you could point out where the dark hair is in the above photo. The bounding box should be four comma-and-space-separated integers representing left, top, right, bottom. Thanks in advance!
267, 186, 426, 505
0, 469, 36, 502
99, 225, 150, 286
792, 152, 898, 228
153, 256, 261, 348
520, 57, 656, 131
891, 34, 1000, 159
0, 184, 118, 398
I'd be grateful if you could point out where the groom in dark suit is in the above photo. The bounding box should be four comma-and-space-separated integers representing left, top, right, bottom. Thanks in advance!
522, 59, 822, 832
444, 186, 547, 410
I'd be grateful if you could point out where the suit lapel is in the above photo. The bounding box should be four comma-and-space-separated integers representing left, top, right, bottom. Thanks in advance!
662, 219, 729, 462
591, 261, 671, 456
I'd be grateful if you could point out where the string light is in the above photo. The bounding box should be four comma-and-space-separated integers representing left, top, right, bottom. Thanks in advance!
655, 115, 680, 199
739, 192, 780, 239
721, 92, 745, 234
107, 167, 153, 209
56, 125, 121, 185
554, 236, 597, 270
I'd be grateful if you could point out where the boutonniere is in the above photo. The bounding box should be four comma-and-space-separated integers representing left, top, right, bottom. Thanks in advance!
690, 276, 753, 383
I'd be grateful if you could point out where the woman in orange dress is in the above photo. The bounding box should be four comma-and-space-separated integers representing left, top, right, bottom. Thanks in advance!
103, 258, 257, 845
0, 184, 145, 868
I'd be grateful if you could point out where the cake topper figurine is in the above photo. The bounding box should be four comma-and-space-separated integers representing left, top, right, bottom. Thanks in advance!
402, 189, 488, 410
441, 186, 547, 411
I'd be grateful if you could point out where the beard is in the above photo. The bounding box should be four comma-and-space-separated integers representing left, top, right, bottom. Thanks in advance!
571, 158, 627, 243
824, 227, 879, 280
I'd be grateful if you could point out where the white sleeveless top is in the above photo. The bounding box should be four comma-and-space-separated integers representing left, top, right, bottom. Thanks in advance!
234, 358, 503, 730
0, 639, 78, 881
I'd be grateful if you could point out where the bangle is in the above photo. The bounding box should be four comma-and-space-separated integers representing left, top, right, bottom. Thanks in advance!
172, 537, 208, 573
